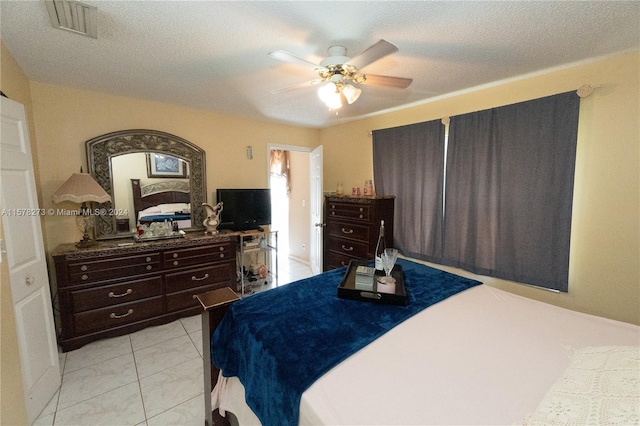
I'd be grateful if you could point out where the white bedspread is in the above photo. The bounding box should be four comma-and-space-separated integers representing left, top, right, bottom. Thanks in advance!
215, 285, 639, 425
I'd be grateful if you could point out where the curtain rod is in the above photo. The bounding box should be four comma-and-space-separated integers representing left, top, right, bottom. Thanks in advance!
576, 84, 600, 98
370, 84, 600, 135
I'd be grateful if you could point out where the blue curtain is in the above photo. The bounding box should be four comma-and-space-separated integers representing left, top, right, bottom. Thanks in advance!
444, 91, 580, 291
373, 120, 446, 263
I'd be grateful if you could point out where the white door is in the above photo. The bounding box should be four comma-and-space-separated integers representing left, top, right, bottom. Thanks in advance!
309, 145, 323, 275
1, 97, 60, 424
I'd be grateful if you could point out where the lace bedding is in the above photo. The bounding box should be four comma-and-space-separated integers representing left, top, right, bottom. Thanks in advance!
524, 346, 640, 425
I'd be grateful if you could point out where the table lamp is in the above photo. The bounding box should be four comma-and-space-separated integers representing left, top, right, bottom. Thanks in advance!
52, 169, 111, 248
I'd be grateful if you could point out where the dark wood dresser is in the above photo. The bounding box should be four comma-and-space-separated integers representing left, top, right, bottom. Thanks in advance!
52, 233, 236, 352
324, 195, 395, 271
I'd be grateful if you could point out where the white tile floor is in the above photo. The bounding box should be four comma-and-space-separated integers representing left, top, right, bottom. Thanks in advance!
36, 258, 313, 426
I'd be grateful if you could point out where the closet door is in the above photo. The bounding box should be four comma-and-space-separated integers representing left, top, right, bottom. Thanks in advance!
1, 96, 60, 424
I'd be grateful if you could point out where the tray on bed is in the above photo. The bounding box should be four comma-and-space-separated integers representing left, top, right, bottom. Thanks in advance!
337, 259, 408, 306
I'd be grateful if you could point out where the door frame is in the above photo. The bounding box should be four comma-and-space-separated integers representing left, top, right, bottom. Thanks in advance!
266, 143, 320, 269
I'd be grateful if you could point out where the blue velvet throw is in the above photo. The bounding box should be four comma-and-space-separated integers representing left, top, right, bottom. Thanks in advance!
212, 258, 482, 426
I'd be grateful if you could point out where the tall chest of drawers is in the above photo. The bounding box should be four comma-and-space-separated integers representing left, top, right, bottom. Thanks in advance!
324, 195, 395, 271
52, 234, 236, 352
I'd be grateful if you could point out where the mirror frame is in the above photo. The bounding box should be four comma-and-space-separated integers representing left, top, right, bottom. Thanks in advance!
86, 129, 206, 239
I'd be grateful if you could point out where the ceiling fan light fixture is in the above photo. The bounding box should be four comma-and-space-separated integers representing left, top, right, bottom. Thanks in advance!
318, 83, 342, 109
317, 82, 335, 102
342, 84, 362, 104
270, 39, 411, 111
354, 74, 367, 84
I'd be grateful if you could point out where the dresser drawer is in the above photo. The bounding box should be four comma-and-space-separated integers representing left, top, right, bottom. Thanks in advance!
327, 203, 371, 221
69, 253, 159, 274
327, 221, 370, 243
327, 237, 369, 259
70, 276, 163, 312
73, 296, 164, 335
165, 263, 233, 294
326, 251, 361, 270
166, 282, 227, 312
164, 243, 232, 269
68, 254, 160, 285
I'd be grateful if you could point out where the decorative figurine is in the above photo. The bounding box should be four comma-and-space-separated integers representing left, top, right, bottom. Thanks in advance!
202, 202, 223, 234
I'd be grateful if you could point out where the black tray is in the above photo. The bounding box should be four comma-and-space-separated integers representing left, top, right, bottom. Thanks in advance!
337, 259, 408, 306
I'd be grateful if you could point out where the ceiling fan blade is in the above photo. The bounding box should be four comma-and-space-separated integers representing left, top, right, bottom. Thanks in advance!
361, 74, 413, 89
347, 39, 399, 70
271, 79, 324, 94
269, 50, 320, 70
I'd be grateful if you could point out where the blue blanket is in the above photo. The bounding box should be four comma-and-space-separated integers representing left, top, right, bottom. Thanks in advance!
212, 258, 482, 426
139, 213, 190, 224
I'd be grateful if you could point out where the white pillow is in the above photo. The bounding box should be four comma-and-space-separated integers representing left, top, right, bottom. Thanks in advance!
141, 206, 162, 213
158, 203, 190, 213
524, 346, 639, 425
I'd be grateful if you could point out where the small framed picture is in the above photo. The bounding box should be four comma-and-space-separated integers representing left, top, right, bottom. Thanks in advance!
146, 153, 187, 178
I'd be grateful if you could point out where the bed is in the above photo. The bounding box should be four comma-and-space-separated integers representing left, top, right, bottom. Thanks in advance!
199, 258, 640, 426
131, 178, 191, 227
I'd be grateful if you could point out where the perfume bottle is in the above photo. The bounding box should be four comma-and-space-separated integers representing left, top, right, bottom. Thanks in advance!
374, 220, 386, 271
364, 180, 373, 196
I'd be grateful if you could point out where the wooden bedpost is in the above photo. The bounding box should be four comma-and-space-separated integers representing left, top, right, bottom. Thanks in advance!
195, 287, 240, 426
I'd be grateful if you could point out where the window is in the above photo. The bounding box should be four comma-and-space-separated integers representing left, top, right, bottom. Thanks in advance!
373, 91, 580, 291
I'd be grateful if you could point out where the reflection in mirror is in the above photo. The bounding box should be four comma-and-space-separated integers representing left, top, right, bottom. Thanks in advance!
111, 153, 190, 234
86, 129, 206, 239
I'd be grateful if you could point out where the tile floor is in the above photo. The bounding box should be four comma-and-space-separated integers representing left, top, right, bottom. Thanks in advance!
36, 258, 313, 426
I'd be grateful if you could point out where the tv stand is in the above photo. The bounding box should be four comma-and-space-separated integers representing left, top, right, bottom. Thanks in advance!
236, 229, 278, 297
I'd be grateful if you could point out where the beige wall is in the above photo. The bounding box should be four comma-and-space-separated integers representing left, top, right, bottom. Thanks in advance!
320, 51, 640, 325
27, 82, 319, 253
0, 41, 31, 426
287, 151, 310, 262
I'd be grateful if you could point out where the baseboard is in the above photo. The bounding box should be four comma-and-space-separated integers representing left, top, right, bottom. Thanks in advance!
287, 254, 310, 266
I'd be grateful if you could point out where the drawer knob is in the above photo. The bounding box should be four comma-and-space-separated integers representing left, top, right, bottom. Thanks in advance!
359, 207, 363, 212
173, 260, 179, 266
110, 309, 133, 319
173, 253, 178, 258
81, 274, 88, 280
80, 265, 88, 271
219, 247, 224, 251
341, 245, 354, 252
108, 289, 132, 298
341, 227, 353, 234
331, 205, 335, 209
359, 214, 363, 219
219, 253, 225, 259
331, 212, 335, 215
191, 273, 210, 281
146, 256, 152, 262
146, 265, 153, 270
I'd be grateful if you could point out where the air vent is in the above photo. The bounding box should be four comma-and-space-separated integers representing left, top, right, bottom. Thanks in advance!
45, 0, 97, 39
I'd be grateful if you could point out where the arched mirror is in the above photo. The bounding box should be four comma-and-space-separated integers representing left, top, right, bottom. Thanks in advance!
86, 129, 206, 239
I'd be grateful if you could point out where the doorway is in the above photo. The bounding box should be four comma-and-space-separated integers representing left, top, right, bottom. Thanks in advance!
270, 171, 290, 257
267, 144, 315, 266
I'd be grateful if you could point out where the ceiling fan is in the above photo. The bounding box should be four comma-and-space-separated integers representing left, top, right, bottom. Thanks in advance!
269, 39, 412, 109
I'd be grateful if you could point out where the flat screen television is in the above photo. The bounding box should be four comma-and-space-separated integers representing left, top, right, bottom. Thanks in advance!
216, 188, 272, 231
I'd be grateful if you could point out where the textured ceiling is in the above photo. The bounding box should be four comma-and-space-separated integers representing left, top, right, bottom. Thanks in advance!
1, 1, 639, 128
